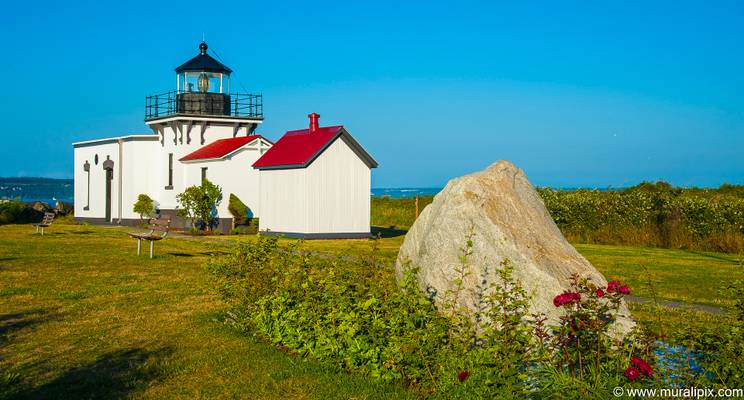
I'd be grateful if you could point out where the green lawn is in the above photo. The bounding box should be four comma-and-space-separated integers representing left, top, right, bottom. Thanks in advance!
1, 221, 741, 398
229, 236, 743, 309
577, 244, 743, 308
0, 222, 414, 400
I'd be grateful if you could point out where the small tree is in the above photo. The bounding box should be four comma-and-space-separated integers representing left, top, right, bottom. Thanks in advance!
132, 194, 154, 222
176, 179, 222, 231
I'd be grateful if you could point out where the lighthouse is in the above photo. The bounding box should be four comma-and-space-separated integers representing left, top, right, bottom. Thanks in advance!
73, 41, 376, 237
73, 42, 272, 231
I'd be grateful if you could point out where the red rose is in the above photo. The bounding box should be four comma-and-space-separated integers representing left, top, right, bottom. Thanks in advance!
624, 366, 640, 381
607, 281, 619, 293
553, 292, 581, 307
631, 357, 653, 377
457, 370, 470, 382
596, 288, 605, 298
619, 285, 630, 295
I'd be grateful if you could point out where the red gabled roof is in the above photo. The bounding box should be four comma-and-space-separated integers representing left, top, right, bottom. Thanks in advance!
180, 135, 268, 162
252, 126, 377, 169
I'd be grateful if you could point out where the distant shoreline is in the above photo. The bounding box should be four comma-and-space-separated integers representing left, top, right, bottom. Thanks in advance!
2, 177, 743, 203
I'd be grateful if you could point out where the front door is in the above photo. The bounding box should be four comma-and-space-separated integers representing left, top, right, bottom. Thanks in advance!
105, 168, 113, 222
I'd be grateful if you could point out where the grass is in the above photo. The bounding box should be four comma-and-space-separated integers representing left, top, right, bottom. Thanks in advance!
1, 220, 742, 398
0, 222, 415, 400
577, 244, 744, 308
219, 236, 743, 310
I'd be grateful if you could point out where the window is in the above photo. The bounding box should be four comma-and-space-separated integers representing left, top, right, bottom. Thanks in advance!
83, 161, 90, 210
166, 153, 174, 189
201, 167, 208, 183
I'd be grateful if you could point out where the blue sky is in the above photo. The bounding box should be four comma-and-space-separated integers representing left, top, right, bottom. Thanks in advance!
1, 0, 742, 188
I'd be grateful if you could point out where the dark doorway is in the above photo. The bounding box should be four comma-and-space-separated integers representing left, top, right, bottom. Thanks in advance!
105, 168, 113, 222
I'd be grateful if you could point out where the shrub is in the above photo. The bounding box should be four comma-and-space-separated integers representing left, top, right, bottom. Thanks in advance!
227, 193, 249, 225
0, 200, 43, 225
0, 200, 28, 225
208, 234, 679, 397
176, 179, 222, 231
537, 184, 744, 253
673, 279, 744, 388
132, 194, 154, 222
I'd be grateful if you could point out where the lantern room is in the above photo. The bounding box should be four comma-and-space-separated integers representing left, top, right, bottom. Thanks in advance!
175, 42, 232, 94
144, 41, 262, 122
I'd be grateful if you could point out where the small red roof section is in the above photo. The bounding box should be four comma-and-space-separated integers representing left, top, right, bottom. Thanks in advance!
252, 126, 377, 169
180, 135, 268, 162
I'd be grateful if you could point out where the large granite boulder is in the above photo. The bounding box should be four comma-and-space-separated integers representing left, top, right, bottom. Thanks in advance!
395, 161, 634, 334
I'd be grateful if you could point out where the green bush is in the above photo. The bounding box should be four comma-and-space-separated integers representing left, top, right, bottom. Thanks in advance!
132, 194, 154, 221
0, 200, 42, 225
371, 183, 744, 252
208, 235, 694, 397
537, 183, 744, 252
228, 193, 248, 225
176, 179, 222, 231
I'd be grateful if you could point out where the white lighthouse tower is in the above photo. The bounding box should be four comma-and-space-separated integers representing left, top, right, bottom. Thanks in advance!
73, 42, 272, 231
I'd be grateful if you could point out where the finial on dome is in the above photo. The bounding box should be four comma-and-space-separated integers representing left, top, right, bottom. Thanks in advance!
199, 41, 208, 55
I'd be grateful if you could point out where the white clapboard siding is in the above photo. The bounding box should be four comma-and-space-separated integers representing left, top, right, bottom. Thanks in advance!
258, 136, 370, 234
305, 136, 370, 233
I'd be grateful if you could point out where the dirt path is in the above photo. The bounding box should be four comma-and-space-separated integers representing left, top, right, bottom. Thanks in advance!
624, 295, 725, 315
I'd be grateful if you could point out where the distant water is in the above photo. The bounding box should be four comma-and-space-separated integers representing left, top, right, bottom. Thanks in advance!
0, 178, 74, 205
372, 188, 442, 198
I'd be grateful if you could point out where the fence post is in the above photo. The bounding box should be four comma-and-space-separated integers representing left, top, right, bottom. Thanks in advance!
415, 195, 420, 219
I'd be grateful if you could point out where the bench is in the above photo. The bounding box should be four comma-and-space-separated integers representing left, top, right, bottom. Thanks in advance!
33, 212, 55, 235
128, 217, 170, 259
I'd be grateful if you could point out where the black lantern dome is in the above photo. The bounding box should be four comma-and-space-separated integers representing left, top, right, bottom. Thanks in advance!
174, 41, 233, 74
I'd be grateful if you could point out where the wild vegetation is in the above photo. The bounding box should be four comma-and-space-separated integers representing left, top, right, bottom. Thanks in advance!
0, 200, 52, 225
208, 235, 743, 397
372, 182, 744, 253
539, 182, 744, 253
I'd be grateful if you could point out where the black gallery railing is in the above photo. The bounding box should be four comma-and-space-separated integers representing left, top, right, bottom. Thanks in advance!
145, 91, 263, 120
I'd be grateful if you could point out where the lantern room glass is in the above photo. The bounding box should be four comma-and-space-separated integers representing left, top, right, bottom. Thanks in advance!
177, 72, 230, 94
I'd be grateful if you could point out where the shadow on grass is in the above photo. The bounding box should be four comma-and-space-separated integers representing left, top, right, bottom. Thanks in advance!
0, 309, 59, 344
167, 251, 229, 257
69, 230, 96, 235
198, 251, 228, 256
371, 226, 408, 239
687, 250, 739, 264
0, 257, 17, 262
167, 252, 195, 257
5, 347, 172, 400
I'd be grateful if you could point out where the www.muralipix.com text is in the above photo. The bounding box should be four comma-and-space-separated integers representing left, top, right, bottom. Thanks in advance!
617, 386, 744, 398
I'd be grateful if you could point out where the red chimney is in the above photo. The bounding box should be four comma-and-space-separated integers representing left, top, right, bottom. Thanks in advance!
308, 113, 320, 133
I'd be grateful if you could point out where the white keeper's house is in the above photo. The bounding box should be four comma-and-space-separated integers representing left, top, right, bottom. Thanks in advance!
73, 42, 377, 237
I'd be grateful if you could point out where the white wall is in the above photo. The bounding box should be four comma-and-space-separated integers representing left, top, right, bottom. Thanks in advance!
73, 136, 159, 221
259, 168, 309, 233
258, 136, 371, 235
120, 139, 158, 219
153, 123, 254, 211
182, 140, 269, 220
305, 136, 371, 233
73, 141, 120, 220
